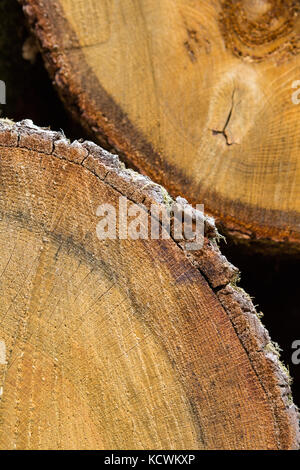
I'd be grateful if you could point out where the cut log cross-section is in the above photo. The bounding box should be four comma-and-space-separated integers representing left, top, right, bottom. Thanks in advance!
20, 0, 300, 248
0, 120, 298, 450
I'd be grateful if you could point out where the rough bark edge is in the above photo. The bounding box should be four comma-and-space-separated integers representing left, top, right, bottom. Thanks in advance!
18, 0, 300, 252
0, 118, 299, 450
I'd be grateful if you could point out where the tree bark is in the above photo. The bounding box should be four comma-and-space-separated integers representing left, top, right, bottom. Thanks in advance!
19, 0, 300, 251
0, 119, 298, 450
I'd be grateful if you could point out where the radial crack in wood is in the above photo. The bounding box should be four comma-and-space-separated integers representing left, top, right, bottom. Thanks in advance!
0, 119, 298, 450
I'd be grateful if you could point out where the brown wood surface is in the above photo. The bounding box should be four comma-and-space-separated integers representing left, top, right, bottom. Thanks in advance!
0, 119, 298, 449
19, 0, 300, 250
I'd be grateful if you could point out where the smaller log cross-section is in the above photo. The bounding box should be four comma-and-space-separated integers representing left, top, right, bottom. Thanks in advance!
19, 0, 300, 250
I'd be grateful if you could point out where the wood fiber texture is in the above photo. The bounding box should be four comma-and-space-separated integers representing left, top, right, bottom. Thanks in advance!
19, 0, 300, 250
0, 120, 298, 450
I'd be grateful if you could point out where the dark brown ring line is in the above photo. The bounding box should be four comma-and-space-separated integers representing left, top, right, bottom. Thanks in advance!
220, 0, 300, 61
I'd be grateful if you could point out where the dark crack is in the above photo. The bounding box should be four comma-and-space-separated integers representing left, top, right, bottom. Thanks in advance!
212, 89, 236, 146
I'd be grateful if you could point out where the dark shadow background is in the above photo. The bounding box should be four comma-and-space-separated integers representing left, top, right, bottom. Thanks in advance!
1, 0, 299, 407
0, 0, 88, 140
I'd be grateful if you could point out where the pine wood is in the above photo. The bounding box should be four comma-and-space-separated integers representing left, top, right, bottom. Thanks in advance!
20, 0, 300, 249
0, 119, 298, 450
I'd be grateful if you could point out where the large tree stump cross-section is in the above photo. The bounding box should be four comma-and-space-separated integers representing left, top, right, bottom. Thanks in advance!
0, 120, 298, 449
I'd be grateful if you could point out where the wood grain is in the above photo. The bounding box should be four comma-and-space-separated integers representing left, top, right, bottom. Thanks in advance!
19, 0, 300, 249
0, 119, 298, 449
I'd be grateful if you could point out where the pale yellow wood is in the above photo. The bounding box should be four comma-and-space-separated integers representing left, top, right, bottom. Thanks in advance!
0, 222, 200, 449
0, 120, 298, 449
21, 0, 300, 244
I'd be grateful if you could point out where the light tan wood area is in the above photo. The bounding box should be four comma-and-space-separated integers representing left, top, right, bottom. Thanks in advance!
20, 0, 300, 247
0, 120, 298, 449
